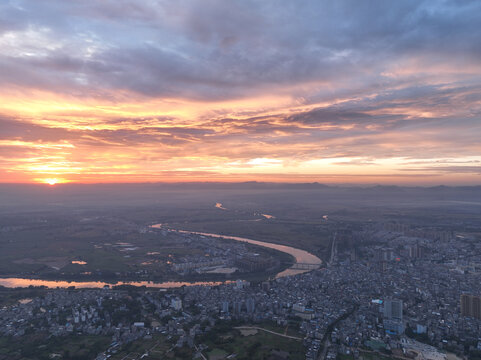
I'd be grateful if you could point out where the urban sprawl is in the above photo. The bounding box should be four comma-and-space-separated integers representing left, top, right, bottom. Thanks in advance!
1, 223, 481, 360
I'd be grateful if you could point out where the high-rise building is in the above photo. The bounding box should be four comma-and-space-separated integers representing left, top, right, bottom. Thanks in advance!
376, 248, 394, 262
222, 301, 229, 313
246, 298, 255, 314
384, 299, 403, 320
234, 301, 243, 314
460, 294, 481, 319
461, 294, 471, 316
409, 244, 425, 258
383, 299, 404, 335
474, 296, 481, 319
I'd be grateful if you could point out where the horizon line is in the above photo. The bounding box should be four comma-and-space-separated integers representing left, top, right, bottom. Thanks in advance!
1, 181, 480, 188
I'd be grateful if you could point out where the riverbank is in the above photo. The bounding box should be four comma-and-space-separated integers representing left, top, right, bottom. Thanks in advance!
0, 228, 321, 289
173, 228, 322, 276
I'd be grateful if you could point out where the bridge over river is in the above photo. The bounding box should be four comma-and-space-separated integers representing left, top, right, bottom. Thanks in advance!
291, 263, 320, 270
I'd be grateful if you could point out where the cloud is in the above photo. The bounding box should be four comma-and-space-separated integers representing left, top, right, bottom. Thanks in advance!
0, 1, 481, 184
402, 166, 481, 174
0, 0, 479, 100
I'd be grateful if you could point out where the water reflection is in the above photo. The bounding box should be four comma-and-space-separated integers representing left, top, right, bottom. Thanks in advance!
0, 278, 228, 289
71, 260, 87, 265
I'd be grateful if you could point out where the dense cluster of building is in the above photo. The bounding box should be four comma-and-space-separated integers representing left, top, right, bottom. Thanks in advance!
164, 232, 278, 275
1, 223, 480, 359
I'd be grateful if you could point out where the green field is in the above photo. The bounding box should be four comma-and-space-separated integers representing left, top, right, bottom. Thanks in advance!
0, 334, 110, 360
199, 323, 305, 360
102, 322, 305, 360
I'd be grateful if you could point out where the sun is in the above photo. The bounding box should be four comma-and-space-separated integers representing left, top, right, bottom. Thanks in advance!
45, 178, 59, 185
34, 177, 70, 185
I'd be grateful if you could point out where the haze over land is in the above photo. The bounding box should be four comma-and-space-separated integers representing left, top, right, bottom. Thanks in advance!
0, 0, 480, 185
1, 182, 480, 256
1, 182, 481, 210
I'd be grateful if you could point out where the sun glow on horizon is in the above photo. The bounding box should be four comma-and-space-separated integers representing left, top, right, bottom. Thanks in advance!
46, 178, 58, 185
38, 178, 69, 186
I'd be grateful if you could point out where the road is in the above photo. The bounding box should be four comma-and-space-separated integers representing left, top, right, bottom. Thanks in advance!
317, 304, 359, 360
328, 232, 337, 266
234, 326, 303, 340
318, 339, 330, 360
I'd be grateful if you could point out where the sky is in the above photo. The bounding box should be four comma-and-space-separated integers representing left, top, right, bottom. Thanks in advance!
0, 0, 480, 185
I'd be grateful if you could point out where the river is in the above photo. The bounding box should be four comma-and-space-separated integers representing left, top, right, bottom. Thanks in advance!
173, 229, 321, 277
0, 226, 321, 289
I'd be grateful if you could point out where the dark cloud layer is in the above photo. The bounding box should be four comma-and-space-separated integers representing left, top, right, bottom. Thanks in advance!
1, 0, 480, 100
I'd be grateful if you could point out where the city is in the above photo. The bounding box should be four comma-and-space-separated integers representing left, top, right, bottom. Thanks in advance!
1, 218, 480, 359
